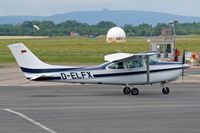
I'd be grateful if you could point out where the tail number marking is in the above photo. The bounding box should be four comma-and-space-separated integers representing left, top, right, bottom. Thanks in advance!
61, 72, 93, 80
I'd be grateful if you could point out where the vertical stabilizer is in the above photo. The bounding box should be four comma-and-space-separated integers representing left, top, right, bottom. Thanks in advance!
8, 43, 51, 68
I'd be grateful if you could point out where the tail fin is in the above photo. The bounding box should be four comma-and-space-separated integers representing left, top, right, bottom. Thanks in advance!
8, 43, 51, 68
8, 43, 79, 80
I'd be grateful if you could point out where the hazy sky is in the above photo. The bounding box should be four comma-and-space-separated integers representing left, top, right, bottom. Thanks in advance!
0, 0, 200, 17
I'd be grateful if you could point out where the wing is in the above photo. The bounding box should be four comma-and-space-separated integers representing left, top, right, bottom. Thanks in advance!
104, 53, 132, 62
104, 52, 155, 62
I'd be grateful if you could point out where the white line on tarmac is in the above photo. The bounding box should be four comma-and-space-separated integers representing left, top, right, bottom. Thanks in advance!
5, 104, 200, 111
1, 100, 200, 106
4, 109, 57, 133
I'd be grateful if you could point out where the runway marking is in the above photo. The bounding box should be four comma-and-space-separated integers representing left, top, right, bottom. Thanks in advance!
1, 100, 200, 106
4, 109, 57, 133
5, 104, 200, 111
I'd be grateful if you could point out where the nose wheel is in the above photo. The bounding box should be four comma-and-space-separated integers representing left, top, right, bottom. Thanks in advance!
123, 86, 139, 95
162, 87, 170, 94
161, 82, 170, 95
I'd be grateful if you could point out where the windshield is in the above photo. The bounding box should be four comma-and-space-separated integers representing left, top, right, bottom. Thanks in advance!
149, 56, 158, 65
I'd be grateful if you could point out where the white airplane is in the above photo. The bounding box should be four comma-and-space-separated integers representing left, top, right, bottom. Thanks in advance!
8, 43, 190, 95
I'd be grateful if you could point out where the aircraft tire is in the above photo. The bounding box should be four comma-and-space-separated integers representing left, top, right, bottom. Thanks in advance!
131, 88, 139, 95
123, 87, 131, 94
162, 87, 170, 94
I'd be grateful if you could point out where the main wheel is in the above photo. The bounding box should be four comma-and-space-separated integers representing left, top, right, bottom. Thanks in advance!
162, 87, 170, 95
123, 87, 131, 94
131, 88, 139, 95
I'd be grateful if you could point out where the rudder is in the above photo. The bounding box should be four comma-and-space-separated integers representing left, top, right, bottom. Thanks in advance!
8, 43, 51, 68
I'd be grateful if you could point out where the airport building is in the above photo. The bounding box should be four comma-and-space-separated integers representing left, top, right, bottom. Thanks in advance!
106, 27, 126, 43
148, 21, 179, 62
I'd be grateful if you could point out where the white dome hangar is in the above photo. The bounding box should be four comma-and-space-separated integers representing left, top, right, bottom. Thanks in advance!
106, 27, 126, 43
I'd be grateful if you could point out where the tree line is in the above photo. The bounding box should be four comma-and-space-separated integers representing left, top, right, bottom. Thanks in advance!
1, 20, 200, 36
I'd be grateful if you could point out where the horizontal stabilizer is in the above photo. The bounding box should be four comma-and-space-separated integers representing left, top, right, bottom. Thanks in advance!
30, 74, 53, 81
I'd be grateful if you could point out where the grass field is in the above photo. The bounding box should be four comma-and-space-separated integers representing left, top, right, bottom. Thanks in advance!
0, 36, 200, 64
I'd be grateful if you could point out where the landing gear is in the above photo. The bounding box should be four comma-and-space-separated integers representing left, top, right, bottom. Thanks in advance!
131, 88, 139, 95
123, 82, 170, 95
161, 82, 170, 95
123, 87, 131, 94
123, 86, 139, 95
162, 87, 170, 95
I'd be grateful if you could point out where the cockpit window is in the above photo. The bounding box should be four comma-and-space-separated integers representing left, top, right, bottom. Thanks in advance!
108, 62, 124, 69
127, 60, 144, 68
107, 55, 158, 69
108, 60, 144, 69
149, 56, 158, 65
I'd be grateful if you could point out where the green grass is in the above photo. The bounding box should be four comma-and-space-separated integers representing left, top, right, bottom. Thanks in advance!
0, 36, 200, 64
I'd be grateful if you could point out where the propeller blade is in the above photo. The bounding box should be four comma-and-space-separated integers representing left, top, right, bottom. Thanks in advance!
182, 50, 186, 65
182, 50, 186, 78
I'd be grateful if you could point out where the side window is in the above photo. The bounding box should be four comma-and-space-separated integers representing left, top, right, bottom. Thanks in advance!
149, 56, 158, 65
127, 60, 144, 69
117, 62, 124, 69
108, 62, 124, 69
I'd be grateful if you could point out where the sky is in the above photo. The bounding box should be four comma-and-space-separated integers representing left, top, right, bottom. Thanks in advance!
0, 0, 200, 17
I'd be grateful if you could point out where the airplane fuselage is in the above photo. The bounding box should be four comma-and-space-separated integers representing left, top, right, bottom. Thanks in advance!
23, 62, 183, 85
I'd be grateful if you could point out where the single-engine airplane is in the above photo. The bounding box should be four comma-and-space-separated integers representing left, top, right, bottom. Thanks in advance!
8, 43, 190, 95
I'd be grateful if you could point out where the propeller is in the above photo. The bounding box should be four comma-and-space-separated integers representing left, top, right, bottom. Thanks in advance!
182, 50, 186, 78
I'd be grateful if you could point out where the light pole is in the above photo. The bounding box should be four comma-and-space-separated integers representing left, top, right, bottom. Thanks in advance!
169, 20, 178, 61
169, 20, 178, 49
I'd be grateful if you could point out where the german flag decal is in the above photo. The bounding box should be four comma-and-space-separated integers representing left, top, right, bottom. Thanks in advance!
21, 50, 27, 53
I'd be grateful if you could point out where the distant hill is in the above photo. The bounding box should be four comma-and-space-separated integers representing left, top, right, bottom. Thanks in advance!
1, 10, 200, 26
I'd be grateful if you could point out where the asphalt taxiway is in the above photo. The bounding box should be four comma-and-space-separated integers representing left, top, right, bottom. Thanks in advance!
0, 84, 200, 133
0, 66, 200, 133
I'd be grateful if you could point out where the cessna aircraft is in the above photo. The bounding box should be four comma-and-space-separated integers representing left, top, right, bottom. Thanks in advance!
8, 43, 190, 95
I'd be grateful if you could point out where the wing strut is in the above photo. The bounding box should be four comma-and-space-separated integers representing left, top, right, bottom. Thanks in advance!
145, 55, 150, 83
